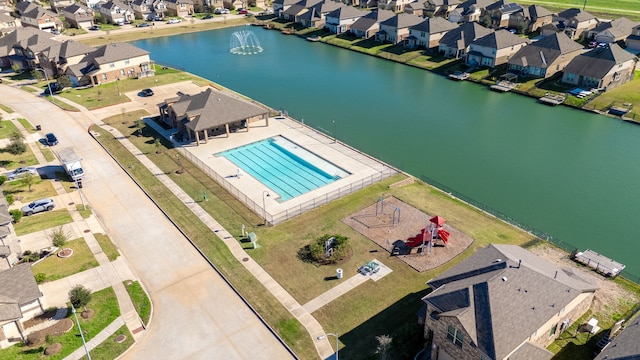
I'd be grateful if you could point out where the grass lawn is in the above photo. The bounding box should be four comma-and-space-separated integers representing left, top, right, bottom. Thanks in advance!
0, 287, 120, 360
584, 71, 640, 120
31, 238, 99, 282
0, 103, 14, 113
80, 325, 133, 360
123, 280, 151, 326
2, 179, 57, 205
94, 233, 120, 261
517, 0, 640, 21
0, 120, 39, 169
14, 210, 74, 236
76, 204, 92, 219
17, 118, 35, 133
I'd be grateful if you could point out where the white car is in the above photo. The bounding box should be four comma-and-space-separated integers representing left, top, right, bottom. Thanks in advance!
6, 167, 38, 181
167, 18, 181, 24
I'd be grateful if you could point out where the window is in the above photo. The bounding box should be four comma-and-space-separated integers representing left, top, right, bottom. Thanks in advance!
447, 326, 464, 348
125, 59, 130, 65
549, 323, 558, 337
120, 69, 125, 76
102, 74, 107, 80
109, 63, 115, 68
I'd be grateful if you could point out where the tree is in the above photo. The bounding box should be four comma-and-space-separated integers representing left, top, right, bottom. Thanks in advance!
50, 226, 69, 247
135, 119, 145, 137
69, 285, 92, 309
22, 172, 36, 192
57, 75, 73, 89
32, 70, 45, 82
6, 131, 27, 162
376, 335, 393, 360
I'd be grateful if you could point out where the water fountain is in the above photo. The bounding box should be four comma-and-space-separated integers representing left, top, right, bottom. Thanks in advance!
229, 30, 263, 55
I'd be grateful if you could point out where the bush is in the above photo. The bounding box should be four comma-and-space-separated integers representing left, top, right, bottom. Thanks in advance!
9, 209, 21, 223
306, 234, 350, 265
0, 175, 6, 185
50, 226, 69, 247
35, 273, 47, 284
69, 285, 92, 309
5, 193, 14, 204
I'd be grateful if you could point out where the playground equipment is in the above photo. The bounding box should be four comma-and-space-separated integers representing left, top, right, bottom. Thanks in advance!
404, 215, 451, 251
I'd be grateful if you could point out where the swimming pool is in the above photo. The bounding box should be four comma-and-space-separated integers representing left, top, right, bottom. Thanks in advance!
218, 136, 350, 201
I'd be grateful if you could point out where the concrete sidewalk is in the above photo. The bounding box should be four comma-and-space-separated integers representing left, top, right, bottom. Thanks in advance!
63, 316, 125, 360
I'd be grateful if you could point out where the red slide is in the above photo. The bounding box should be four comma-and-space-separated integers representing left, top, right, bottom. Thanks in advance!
438, 229, 451, 245
405, 228, 428, 247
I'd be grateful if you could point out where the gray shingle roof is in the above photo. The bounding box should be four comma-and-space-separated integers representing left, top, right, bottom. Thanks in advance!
594, 318, 640, 359
439, 21, 493, 48
91, 42, 149, 64
350, 10, 394, 32
0, 263, 42, 307
423, 244, 597, 360
563, 43, 638, 79
410, 16, 458, 34
523, 4, 552, 19
326, 5, 367, 20
380, 13, 423, 30
508, 32, 583, 68
0, 28, 59, 57
591, 17, 639, 39
471, 29, 530, 49
0, 294, 21, 322
557, 8, 596, 22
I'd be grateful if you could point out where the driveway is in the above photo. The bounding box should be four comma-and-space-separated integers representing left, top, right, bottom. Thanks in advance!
0, 86, 294, 359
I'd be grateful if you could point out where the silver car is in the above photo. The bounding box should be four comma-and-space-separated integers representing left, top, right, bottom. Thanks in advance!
6, 167, 37, 180
21, 198, 55, 216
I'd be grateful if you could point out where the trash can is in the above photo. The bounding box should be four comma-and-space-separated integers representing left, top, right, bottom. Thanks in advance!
36, 125, 42, 131
77, 180, 83, 189
336, 268, 343, 279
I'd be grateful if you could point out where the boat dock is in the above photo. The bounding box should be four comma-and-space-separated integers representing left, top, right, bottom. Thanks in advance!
609, 106, 631, 116
574, 249, 625, 277
539, 93, 566, 106
448, 71, 469, 81
490, 80, 518, 92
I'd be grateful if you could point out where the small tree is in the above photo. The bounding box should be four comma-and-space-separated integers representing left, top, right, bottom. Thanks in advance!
31, 70, 45, 82
57, 75, 73, 89
376, 335, 393, 360
6, 131, 27, 162
9, 209, 22, 223
50, 226, 69, 247
135, 119, 145, 137
22, 172, 36, 192
69, 285, 92, 310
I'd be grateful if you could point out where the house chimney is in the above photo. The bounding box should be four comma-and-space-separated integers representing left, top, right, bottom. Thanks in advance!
554, 270, 558, 279
518, 259, 522, 268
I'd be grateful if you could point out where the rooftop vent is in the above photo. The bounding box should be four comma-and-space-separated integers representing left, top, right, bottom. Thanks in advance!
502, 277, 507, 282
494, 259, 502, 263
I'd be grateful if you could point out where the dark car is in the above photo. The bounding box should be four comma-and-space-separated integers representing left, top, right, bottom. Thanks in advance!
140, 88, 154, 97
137, 23, 151, 28
203, 15, 214, 19
43, 83, 64, 95
89, 25, 100, 31
45, 133, 58, 146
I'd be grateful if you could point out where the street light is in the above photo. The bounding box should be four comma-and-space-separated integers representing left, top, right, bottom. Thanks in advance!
317, 333, 339, 360
262, 191, 270, 225
116, 77, 121, 96
332, 119, 336, 143
35, 68, 53, 100
71, 304, 92, 360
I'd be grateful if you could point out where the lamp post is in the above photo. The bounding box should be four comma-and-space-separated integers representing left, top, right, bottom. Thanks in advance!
317, 333, 339, 360
116, 77, 120, 96
262, 191, 270, 225
71, 304, 92, 360
332, 119, 336, 143
36, 68, 53, 100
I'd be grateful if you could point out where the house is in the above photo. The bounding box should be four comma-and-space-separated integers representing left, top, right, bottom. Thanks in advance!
274, 0, 301, 17
485, 0, 521, 29
0, 28, 59, 71
403, 0, 428, 17
38, 40, 96, 77
627, 25, 640, 53
17, 3, 63, 33
50, 0, 76, 13
296, 1, 342, 29
165, 0, 194, 17
587, 17, 640, 44
438, 21, 492, 58
561, 43, 638, 90
131, 0, 168, 20
280, 0, 322, 22
0, 195, 20, 270
376, 13, 424, 44
378, 0, 414, 13
421, 244, 598, 360
0, 264, 45, 349
80, 0, 103, 10
98, 0, 135, 25
349, 9, 394, 39
66, 42, 153, 86
423, 0, 462, 19
406, 17, 458, 49
325, 6, 368, 35
466, 29, 530, 67
594, 318, 640, 360
223, 0, 245, 11
0, 13, 19, 36
448, 0, 494, 24
507, 32, 583, 79
555, 8, 599, 40
509, 4, 553, 33
0, 0, 12, 15
62, 3, 95, 30
158, 87, 269, 144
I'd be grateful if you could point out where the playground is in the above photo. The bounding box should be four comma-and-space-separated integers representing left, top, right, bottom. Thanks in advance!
342, 197, 474, 272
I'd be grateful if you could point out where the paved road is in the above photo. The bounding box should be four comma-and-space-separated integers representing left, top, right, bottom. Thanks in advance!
0, 86, 294, 359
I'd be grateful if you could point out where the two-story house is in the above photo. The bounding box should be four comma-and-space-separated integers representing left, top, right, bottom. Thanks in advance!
448, 0, 494, 24
485, 0, 522, 29
555, 8, 599, 40
349, 9, 394, 39
0, 28, 59, 71
507, 32, 583, 79
274, 0, 301, 17
466, 29, 530, 67
165, 0, 194, 17
280, 0, 322, 22
587, 17, 640, 44
423, 0, 462, 19
131, 0, 167, 20
38, 40, 96, 77
376, 13, 424, 44
406, 16, 458, 50
422, 244, 598, 360
438, 21, 493, 58
62, 3, 95, 30
627, 24, 640, 52
325, 6, 368, 34
0, 13, 19, 36
98, 0, 135, 25
508, 4, 553, 33
378, 0, 414, 13
17, 3, 63, 33
561, 43, 638, 91
297, 1, 342, 28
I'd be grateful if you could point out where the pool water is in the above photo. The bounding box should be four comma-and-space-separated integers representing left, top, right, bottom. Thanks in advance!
218, 136, 350, 201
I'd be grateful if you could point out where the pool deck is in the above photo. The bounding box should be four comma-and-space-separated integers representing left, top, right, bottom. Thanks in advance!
177, 115, 398, 221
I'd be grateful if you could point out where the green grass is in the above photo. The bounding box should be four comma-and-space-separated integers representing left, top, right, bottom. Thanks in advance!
80, 325, 133, 360
0, 287, 120, 360
517, 0, 640, 21
584, 71, 640, 120
123, 281, 151, 326
17, 118, 36, 133
0, 103, 14, 113
2, 179, 57, 205
76, 204, 92, 219
94, 233, 120, 261
0, 119, 19, 138
31, 238, 99, 282
14, 210, 74, 236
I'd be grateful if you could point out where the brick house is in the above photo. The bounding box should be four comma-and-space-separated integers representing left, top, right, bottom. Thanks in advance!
587, 17, 640, 44
561, 43, 638, 91
423, 0, 462, 19
507, 32, 584, 79
325, 6, 368, 35
17, 2, 63, 33
554, 8, 599, 40
438, 21, 493, 58
407, 16, 458, 50
0, 28, 59, 71
466, 29, 530, 67
349, 9, 394, 39
165, 0, 194, 17
421, 244, 598, 360
0, 13, 19, 36
508, 4, 553, 33
98, 0, 135, 24
376, 13, 424, 44
62, 3, 95, 30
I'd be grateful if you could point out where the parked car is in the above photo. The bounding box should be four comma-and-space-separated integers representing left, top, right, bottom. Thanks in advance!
167, 18, 181, 24
203, 15, 214, 19
137, 23, 151, 28
89, 25, 100, 31
140, 88, 154, 97
43, 83, 64, 95
6, 167, 37, 180
239, 9, 248, 15
45, 133, 58, 146
21, 198, 55, 216
51, 29, 61, 35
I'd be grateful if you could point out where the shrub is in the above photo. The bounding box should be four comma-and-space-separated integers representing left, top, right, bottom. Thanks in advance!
0, 175, 6, 185
306, 234, 350, 264
35, 273, 47, 284
9, 209, 21, 223
5, 193, 13, 204
50, 226, 69, 248
21, 250, 40, 263
69, 285, 92, 309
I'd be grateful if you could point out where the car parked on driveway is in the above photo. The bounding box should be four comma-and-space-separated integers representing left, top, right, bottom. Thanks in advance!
21, 198, 55, 216
140, 88, 154, 97
137, 23, 151, 28
89, 25, 100, 31
167, 18, 181, 24
6, 167, 37, 180
45, 133, 58, 146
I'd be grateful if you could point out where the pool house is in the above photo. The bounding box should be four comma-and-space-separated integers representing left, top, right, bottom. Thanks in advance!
159, 87, 270, 144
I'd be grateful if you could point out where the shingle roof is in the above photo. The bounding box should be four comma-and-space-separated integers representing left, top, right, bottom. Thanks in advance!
283, 4, 305, 16
380, 13, 423, 30
326, 5, 368, 20
0, 294, 21, 322
171, 88, 268, 132
472, 29, 530, 49
0, 13, 16, 23
410, 16, 458, 34
439, 21, 493, 48
350, 10, 394, 32
591, 17, 639, 39
0, 264, 43, 307
0, 28, 59, 57
557, 8, 596, 22
91, 42, 149, 64
423, 244, 597, 360
509, 32, 583, 68
524, 4, 552, 19
63, 3, 92, 14
41, 40, 96, 62
273, 0, 300, 5
594, 319, 640, 359
563, 43, 638, 79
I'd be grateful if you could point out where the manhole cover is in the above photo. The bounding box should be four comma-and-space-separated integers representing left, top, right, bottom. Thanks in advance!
115, 334, 127, 343
84, 229, 90, 233
242, 257, 249, 262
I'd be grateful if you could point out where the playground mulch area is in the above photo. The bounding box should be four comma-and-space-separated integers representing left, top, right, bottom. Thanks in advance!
342, 196, 474, 272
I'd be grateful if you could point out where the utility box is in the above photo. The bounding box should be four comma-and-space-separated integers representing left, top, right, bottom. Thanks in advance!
336, 268, 343, 279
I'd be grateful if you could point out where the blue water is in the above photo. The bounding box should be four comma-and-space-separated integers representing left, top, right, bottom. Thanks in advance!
219, 137, 339, 201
